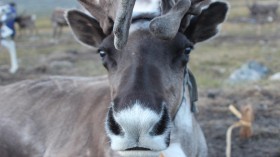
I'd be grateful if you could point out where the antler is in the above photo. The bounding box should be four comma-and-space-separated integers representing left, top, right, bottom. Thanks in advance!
77, 0, 211, 50
150, 0, 191, 40
78, 0, 117, 35
113, 0, 136, 50
77, 0, 135, 50
114, 0, 208, 48
150, 0, 211, 40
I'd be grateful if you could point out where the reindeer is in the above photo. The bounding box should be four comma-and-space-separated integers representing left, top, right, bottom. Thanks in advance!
244, 0, 278, 35
0, 0, 228, 157
15, 14, 38, 37
51, 8, 68, 39
245, 0, 278, 23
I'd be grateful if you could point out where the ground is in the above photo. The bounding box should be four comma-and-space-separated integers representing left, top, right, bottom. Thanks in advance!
198, 86, 280, 157
0, 1, 280, 157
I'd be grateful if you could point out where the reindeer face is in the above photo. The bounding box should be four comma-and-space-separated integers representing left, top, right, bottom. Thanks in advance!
100, 28, 192, 156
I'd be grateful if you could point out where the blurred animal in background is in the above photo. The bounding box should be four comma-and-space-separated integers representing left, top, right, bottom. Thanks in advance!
0, 2, 18, 73
245, 0, 278, 24
51, 8, 68, 39
244, 0, 279, 35
15, 14, 38, 37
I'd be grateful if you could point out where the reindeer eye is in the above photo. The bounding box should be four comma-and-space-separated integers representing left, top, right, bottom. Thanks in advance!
98, 50, 107, 58
184, 46, 193, 55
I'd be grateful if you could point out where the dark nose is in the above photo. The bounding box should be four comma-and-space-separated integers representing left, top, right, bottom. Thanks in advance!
107, 105, 171, 136
106, 104, 171, 151
107, 107, 122, 135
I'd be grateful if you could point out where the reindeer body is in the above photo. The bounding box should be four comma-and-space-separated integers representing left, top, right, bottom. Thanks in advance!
15, 15, 38, 37
51, 8, 68, 39
0, 77, 206, 157
245, 0, 279, 23
0, 78, 111, 157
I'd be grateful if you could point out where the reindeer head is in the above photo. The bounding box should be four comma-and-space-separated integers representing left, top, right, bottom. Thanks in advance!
66, 1, 228, 156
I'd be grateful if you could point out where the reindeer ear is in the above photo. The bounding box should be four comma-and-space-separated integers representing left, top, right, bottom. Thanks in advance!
185, 2, 228, 43
66, 10, 106, 48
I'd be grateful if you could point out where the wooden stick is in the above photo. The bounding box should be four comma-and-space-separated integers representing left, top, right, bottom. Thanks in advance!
240, 104, 254, 138
226, 121, 242, 157
229, 105, 242, 119
226, 104, 253, 157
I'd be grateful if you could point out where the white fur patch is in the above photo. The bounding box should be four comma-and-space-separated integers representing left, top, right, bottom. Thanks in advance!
160, 91, 193, 157
107, 102, 170, 152
162, 143, 187, 157
173, 98, 193, 133
118, 150, 160, 157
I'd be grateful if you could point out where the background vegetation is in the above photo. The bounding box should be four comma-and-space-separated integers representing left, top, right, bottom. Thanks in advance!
1, 0, 279, 88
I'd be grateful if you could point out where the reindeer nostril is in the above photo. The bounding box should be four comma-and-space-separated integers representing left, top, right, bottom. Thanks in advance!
151, 107, 170, 136
107, 107, 122, 135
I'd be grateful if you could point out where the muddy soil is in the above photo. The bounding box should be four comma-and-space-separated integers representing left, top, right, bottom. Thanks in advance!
198, 88, 280, 157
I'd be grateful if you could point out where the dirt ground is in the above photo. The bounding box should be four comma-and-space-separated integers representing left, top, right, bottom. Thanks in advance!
198, 87, 280, 157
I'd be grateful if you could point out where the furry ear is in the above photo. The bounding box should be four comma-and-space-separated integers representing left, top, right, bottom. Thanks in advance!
66, 10, 106, 48
185, 2, 228, 43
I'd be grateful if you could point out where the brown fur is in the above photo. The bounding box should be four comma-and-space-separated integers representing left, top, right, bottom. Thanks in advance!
0, 77, 113, 157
